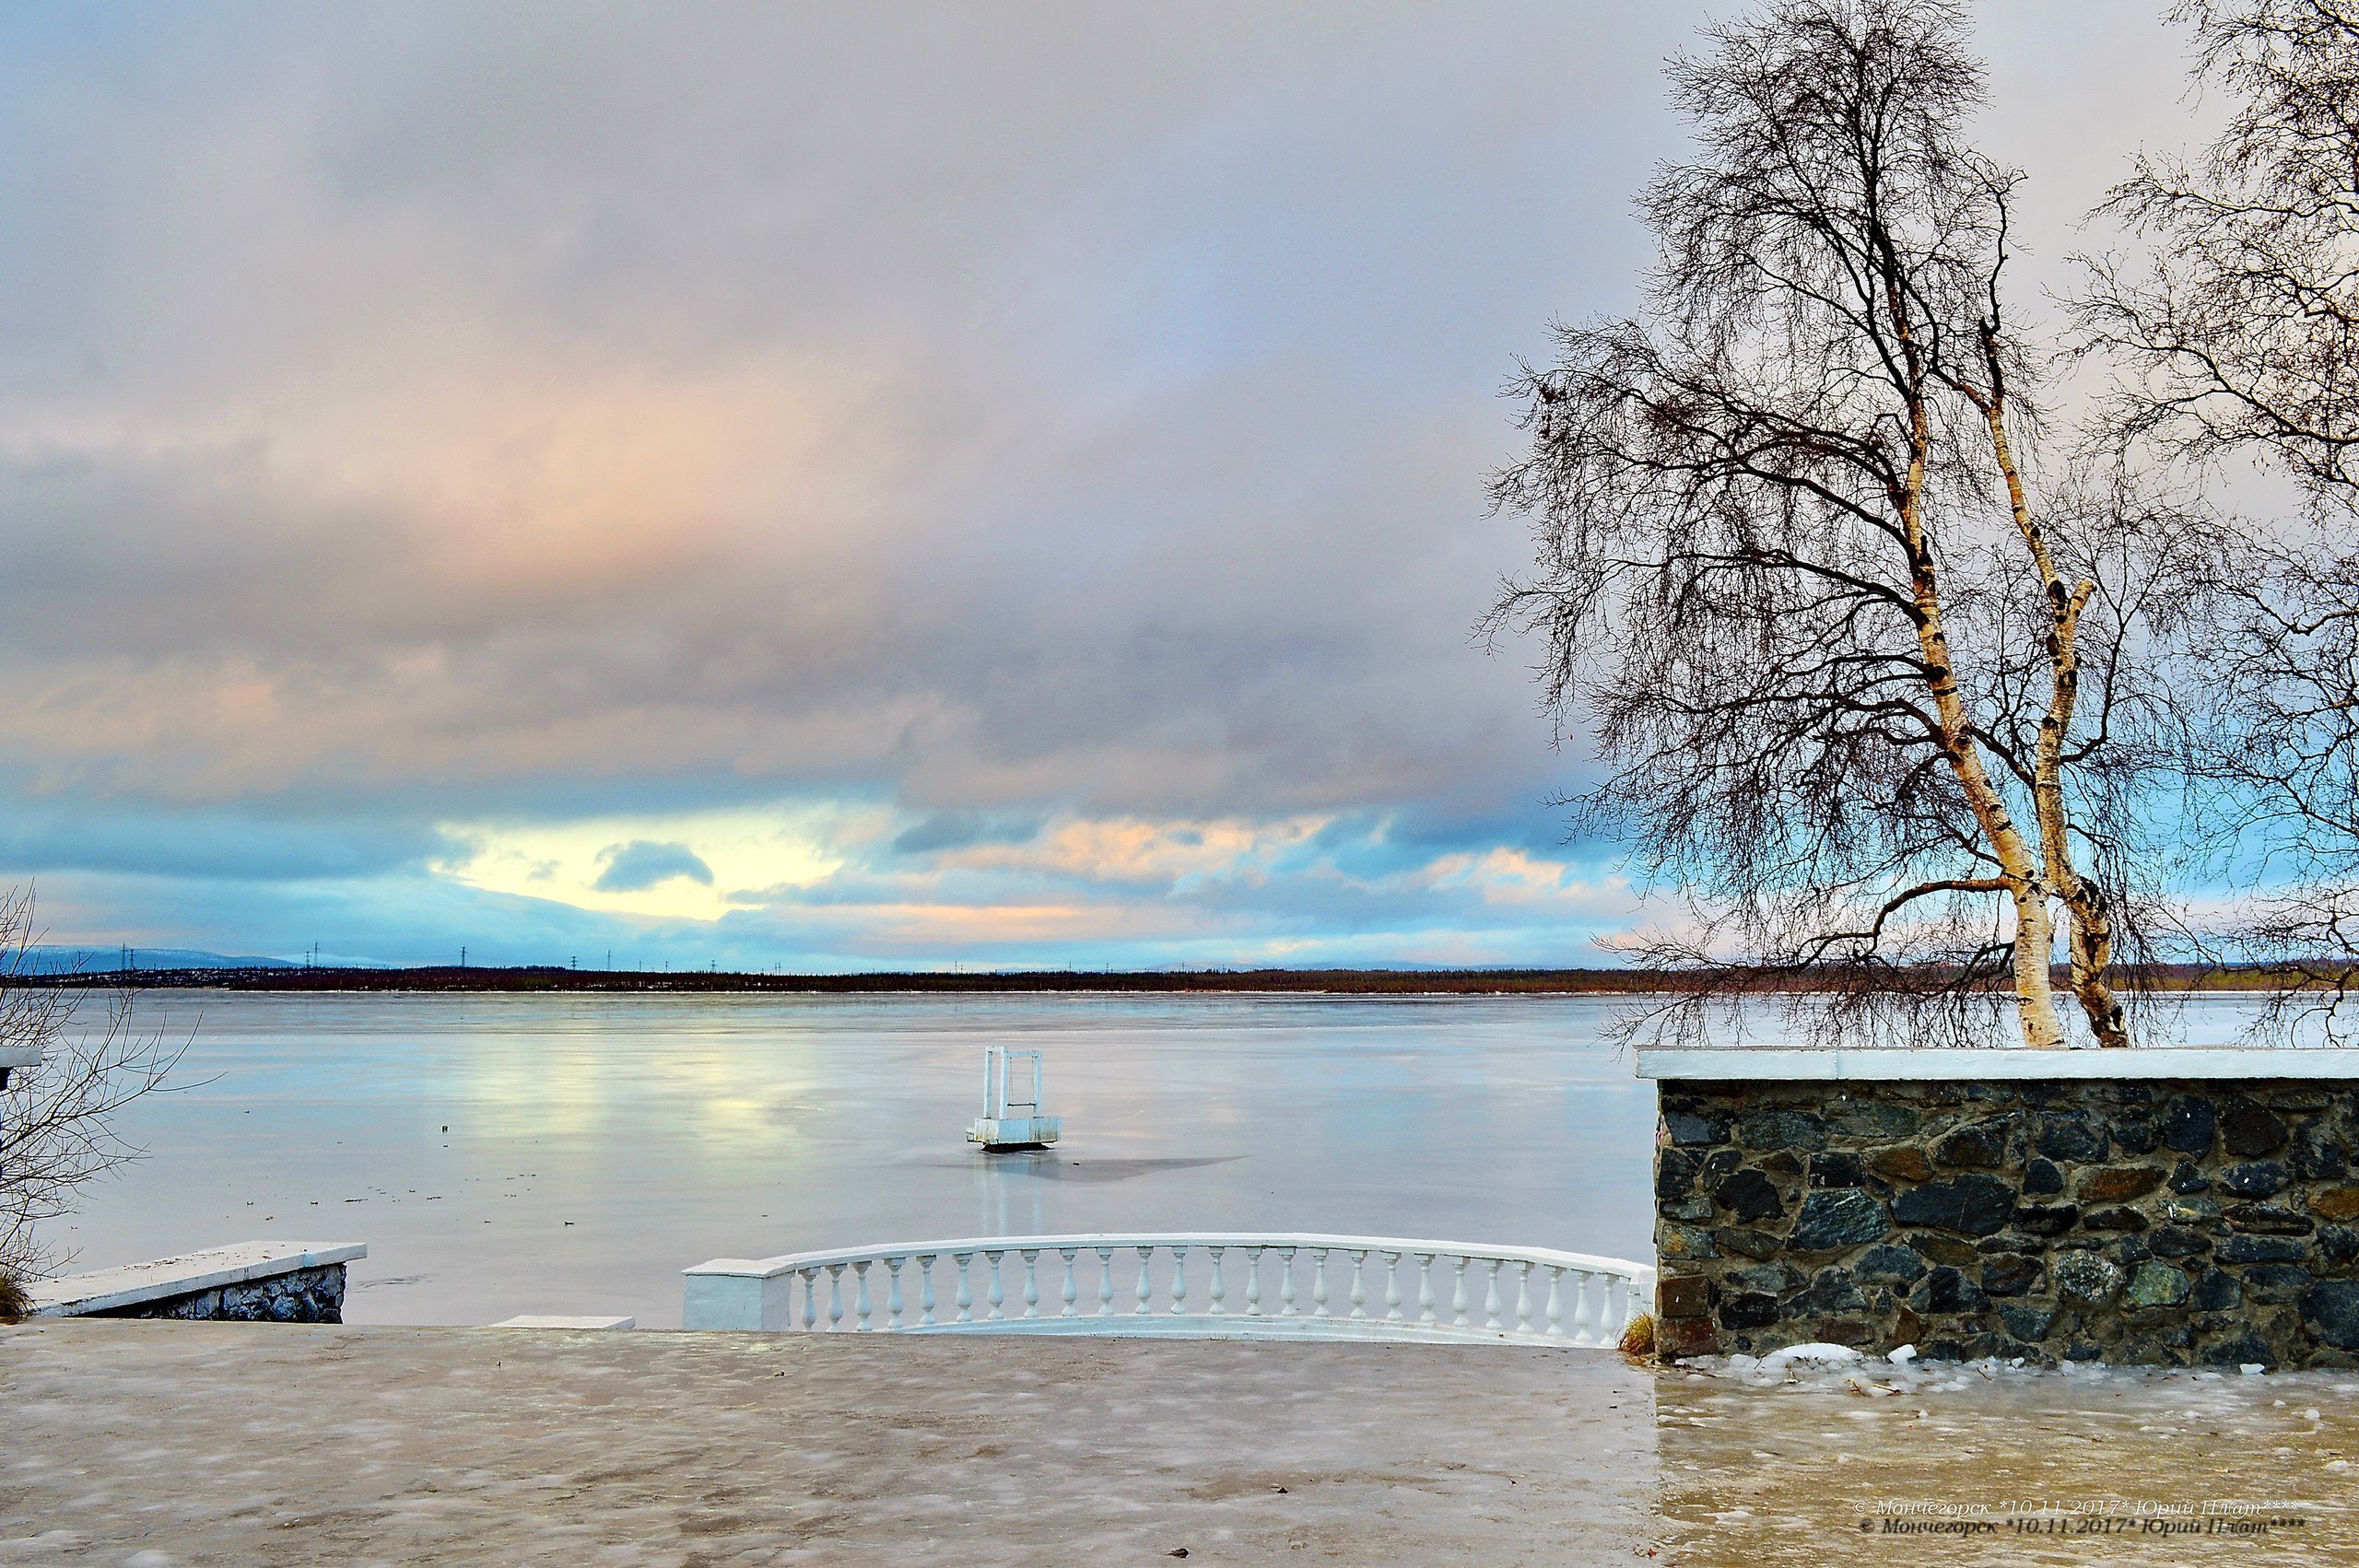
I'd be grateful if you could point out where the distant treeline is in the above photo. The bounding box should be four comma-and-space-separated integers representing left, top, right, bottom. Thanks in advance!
6, 962, 2318, 995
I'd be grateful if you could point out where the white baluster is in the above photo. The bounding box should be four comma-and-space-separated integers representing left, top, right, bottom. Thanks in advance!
1096, 1246, 1115, 1316
1483, 1258, 1503, 1330
919, 1255, 938, 1328
1207, 1247, 1226, 1316
1278, 1248, 1297, 1316
827, 1263, 845, 1330
1134, 1246, 1154, 1315
1059, 1247, 1079, 1317
886, 1258, 906, 1329
800, 1268, 818, 1331
1415, 1254, 1437, 1324
985, 1250, 1006, 1320
1347, 1249, 1367, 1319
1382, 1251, 1402, 1322
1021, 1249, 1040, 1319
954, 1252, 974, 1324
1571, 1270, 1597, 1345
1170, 1246, 1190, 1315
1311, 1248, 1331, 1318
1544, 1266, 1564, 1340
852, 1260, 874, 1330
1608, 1275, 1628, 1340
1512, 1260, 1533, 1335
1449, 1256, 1469, 1327
1245, 1247, 1263, 1316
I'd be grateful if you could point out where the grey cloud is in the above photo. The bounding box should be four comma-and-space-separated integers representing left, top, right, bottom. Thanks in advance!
592, 840, 714, 892
890, 811, 1044, 857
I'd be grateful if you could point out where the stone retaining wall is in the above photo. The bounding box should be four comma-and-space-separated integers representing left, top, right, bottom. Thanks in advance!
1653, 1079, 2359, 1367
88, 1263, 347, 1323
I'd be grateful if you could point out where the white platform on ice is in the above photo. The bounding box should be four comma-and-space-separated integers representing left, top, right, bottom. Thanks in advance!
1636, 1047, 2359, 1082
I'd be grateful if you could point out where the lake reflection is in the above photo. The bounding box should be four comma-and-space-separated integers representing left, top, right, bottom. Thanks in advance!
47, 991, 1659, 1328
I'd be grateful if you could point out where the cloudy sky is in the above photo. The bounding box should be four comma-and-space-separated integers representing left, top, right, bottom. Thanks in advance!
0, 2, 2208, 969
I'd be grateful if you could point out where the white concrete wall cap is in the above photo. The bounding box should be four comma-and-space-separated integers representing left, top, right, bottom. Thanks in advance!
1635, 1047, 2359, 1082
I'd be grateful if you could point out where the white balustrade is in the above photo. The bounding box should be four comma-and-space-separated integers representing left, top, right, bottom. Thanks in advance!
684, 1234, 1654, 1347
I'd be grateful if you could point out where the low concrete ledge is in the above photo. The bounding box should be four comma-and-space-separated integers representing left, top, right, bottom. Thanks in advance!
0, 1042, 38, 1089
29, 1241, 366, 1322
491, 1315, 636, 1330
1637, 1047, 2359, 1082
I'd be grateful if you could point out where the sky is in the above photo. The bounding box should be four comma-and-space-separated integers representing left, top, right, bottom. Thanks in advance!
0, 2, 2220, 970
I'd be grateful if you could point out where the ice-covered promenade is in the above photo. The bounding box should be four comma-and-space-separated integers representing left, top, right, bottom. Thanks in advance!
6, 1320, 2358, 1564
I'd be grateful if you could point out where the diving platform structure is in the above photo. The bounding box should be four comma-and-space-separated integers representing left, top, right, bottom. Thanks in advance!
968, 1045, 1060, 1152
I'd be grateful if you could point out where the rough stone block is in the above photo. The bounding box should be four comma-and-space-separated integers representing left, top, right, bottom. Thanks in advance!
2219, 1161, 2289, 1199
1655, 1315, 1719, 1360
1719, 1292, 1779, 1329
1711, 1168, 1785, 1223
1892, 1175, 2015, 1235
1736, 1109, 1825, 1153
2220, 1102, 2289, 1158
1931, 1117, 2013, 1169
2312, 1185, 2359, 1223
2011, 1203, 2080, 1237
1661, 1108, 1731, 1147
2035, 1112, 2107, 1163
1853, 1244, 1926, 1285
1808, 1152, 1865, 1188
1655, 1274, 1711, 1320
2302, 1280, 2359, 1351
1787, 1189, 1889, 1251
2124, 1262, 2189, 1309
2242, 1264, 2315, 1305
1866, 1145, 1932, 1184
1659, 1223, 1718, 1261
2076, 1166, 2164, 1204
2226, 1203, 2312, 1235
1824, 1099, 1919, 1140
1714, 1228, 1782, 1260
1981, 1254, 2040, 1297
2159, 1097, 2216, 1156
2051, 1251, 2122, 1306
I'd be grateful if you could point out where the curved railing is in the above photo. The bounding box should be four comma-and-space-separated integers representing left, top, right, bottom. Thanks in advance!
683, 1234, 1653, 1347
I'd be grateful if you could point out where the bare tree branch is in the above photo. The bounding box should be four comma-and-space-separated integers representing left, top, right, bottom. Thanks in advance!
0, 886, 184, 1304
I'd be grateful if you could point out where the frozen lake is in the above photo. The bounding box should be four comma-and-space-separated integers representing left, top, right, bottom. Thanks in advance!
45, 991, 1661, 1328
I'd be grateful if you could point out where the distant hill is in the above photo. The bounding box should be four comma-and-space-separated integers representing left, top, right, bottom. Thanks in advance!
11, 945, 299, 976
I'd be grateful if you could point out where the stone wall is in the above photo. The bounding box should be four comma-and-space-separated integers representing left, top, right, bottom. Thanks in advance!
88, 1262, 347, 1324
1653, 1079, 2359, 1367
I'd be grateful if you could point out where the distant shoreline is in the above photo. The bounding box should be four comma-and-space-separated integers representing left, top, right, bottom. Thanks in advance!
17, 964, 1666, 995
9, 963, 2296, 996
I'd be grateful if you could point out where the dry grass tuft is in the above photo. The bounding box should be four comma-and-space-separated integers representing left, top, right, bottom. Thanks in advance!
0, 1269, 29, 1325
1617, 1310, 1654, 1360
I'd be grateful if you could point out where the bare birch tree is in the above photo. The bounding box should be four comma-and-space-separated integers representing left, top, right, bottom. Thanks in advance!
2077, 1, 2359, 1029
0, 887, 180, 1313
1487, 0, 2193, 1048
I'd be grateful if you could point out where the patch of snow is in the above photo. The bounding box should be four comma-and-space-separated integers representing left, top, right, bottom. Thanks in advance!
1759, 1343, 1862, 1374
